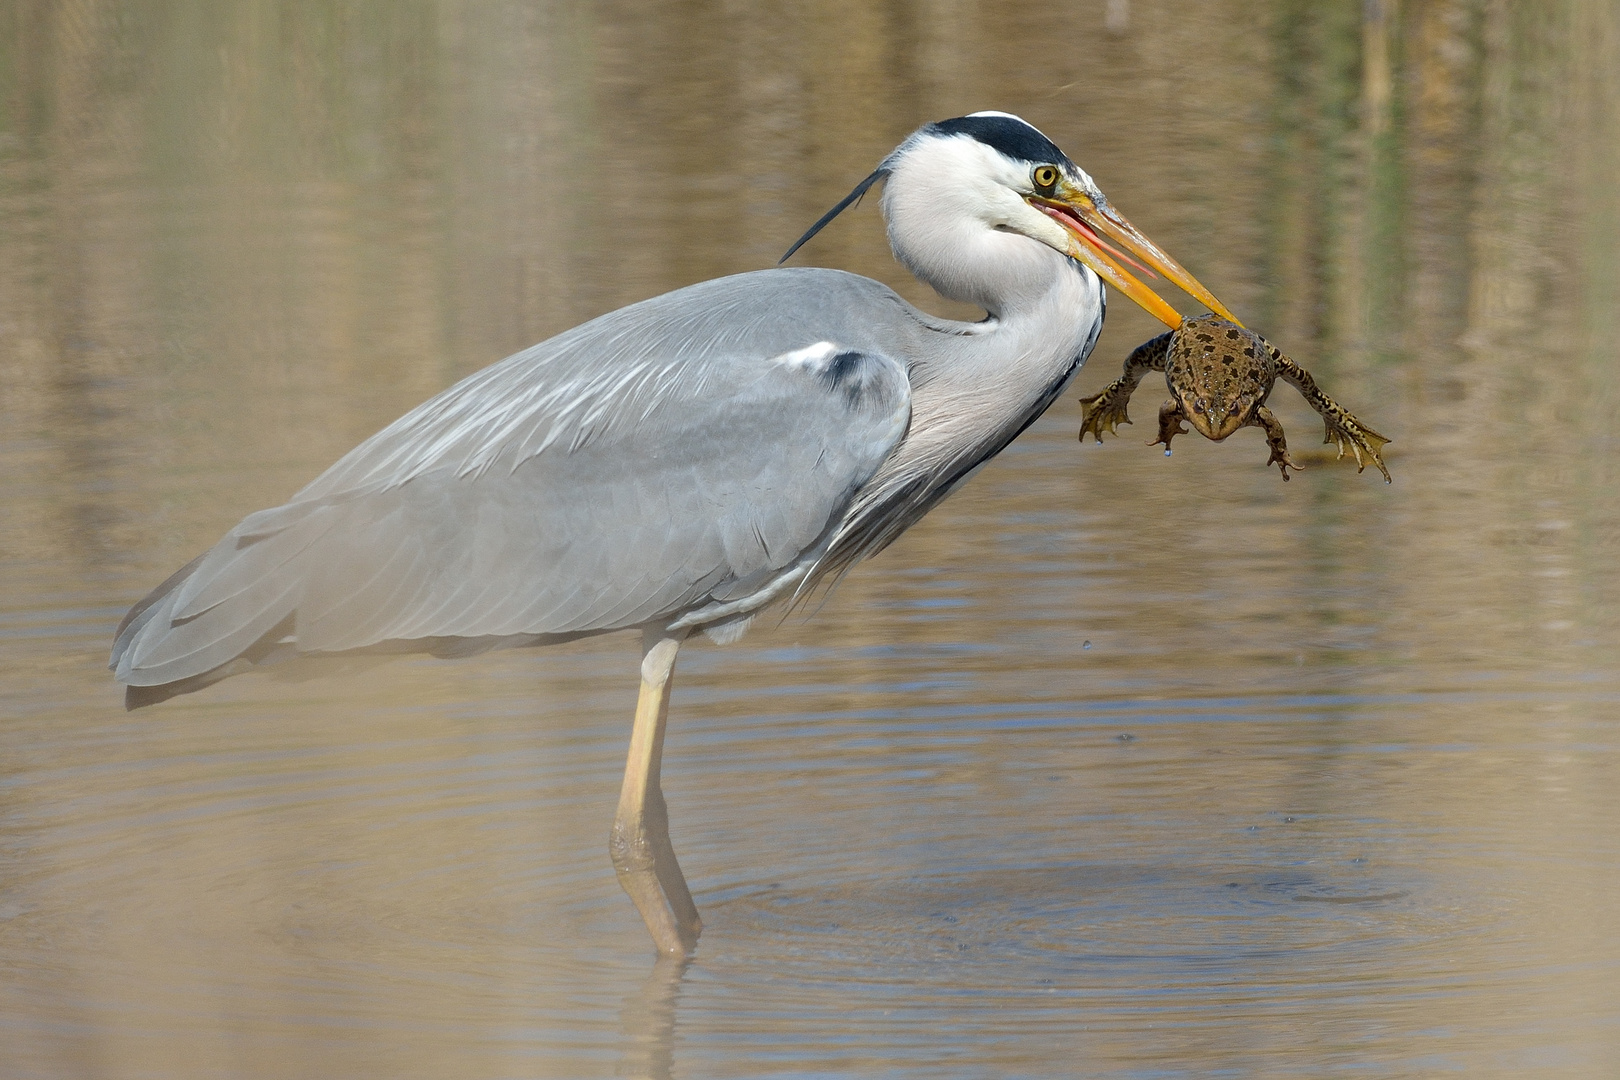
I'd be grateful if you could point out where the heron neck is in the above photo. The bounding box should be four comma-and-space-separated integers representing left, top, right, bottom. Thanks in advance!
809, 257, 1100, 586
901, 257, 1102, 476
936, 257, 1100, 403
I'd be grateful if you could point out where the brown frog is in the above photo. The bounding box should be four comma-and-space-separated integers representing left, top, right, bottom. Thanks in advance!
1078, 314, 1390, 482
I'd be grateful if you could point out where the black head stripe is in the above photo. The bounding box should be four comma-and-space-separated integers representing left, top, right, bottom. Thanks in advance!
928, 114, 1074, 170
779, 166, 889, 264
779, 114, 1068, 264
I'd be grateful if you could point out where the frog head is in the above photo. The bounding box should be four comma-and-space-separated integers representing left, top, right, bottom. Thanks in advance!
1166, 316, 1271, 442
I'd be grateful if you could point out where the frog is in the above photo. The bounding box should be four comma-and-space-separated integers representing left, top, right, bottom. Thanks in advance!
1078, 314, 1390, 483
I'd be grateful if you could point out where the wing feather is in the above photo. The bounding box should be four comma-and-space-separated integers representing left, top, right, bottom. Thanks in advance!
113, 269, 915, 696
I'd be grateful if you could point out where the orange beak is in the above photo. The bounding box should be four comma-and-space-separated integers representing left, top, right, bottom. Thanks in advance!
1032, 189, 1240, 330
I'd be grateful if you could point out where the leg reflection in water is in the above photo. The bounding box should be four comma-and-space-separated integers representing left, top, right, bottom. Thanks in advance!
617, 954, 688, 1079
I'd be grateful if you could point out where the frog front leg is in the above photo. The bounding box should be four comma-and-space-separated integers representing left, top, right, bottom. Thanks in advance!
1149, 398, 1190, 454
1079, 329, 1174, 443
1251, 405, 1301, 481
1264, 343, 1392, 482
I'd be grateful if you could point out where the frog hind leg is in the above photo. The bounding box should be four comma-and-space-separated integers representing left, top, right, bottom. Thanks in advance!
1252, 405, 1301, 481
1149, 399, 1190, 455
1079, 329, 1173, 443
1265, 344, 1393, 482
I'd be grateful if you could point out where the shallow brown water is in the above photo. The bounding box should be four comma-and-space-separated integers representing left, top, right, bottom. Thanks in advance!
3, 2, 1620, 1077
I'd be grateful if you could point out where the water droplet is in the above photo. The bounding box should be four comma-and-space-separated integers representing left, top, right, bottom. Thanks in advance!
1082, 640, 1092, 650
1163, 448, 1172, 456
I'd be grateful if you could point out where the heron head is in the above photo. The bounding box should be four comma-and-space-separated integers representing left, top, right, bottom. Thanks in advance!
782, 111, 1239, 330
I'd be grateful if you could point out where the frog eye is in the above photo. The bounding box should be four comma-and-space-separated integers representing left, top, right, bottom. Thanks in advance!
1193, 399, 1207, 413
1031, 165, 1061, 194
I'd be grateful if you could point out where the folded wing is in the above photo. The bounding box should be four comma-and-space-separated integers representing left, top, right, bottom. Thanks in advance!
112, 270, 913, 704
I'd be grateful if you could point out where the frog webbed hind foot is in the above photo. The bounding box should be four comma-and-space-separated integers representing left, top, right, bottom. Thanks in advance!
1318, 412, 1392, 483
1078, 377, 1139, 443
1269, 348, 1393, 482
1253, 406, 1301, 481
1148, 399, 1190, 455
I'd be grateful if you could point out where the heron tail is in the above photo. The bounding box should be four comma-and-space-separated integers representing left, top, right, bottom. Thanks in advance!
109, 501, 332, 709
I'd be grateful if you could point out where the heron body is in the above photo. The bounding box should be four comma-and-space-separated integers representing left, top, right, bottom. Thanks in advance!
112, 112, 1233, 955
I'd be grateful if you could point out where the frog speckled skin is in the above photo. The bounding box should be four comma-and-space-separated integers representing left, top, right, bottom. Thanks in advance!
1078, 315, 1390, 482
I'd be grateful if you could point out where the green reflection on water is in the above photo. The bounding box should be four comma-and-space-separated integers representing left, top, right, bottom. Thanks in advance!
1, 2, 1618, 1078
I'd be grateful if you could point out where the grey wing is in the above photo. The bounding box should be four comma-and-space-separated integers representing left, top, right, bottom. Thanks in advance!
112, 270, 913, 694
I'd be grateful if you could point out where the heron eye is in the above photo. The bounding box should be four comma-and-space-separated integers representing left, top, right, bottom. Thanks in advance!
1032, 165, 1060, 193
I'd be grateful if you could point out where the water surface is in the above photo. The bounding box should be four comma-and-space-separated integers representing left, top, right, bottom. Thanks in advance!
3, 2, 1619, 1077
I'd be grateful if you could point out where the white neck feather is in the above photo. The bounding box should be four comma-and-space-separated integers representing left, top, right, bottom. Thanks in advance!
861, 135, 1105, 522
809, 129, 1107, 580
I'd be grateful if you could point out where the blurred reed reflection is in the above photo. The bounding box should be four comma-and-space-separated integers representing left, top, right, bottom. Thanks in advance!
2, 1, 1618, 1077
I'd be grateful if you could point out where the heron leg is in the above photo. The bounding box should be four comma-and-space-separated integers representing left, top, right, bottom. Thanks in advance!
611, 629, 702, 956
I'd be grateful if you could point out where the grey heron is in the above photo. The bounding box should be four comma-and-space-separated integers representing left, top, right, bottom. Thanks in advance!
111, 112, 1236, 956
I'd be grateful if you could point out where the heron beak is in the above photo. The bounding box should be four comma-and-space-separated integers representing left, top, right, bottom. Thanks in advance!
1032, 190, 1239, 330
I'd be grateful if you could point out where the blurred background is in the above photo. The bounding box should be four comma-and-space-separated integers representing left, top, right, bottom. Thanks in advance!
1, 1, 1617, 1077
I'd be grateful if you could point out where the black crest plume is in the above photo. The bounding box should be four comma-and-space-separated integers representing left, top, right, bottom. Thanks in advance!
778, 167, 889, 264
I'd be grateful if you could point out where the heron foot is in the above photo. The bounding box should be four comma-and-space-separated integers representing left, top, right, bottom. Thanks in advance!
611, 793, 702, 955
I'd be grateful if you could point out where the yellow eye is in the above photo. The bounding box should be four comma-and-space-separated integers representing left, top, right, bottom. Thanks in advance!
1032, 165, 1060, 192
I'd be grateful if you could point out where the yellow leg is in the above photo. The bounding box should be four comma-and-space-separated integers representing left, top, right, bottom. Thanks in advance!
610, 630, 701, 956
